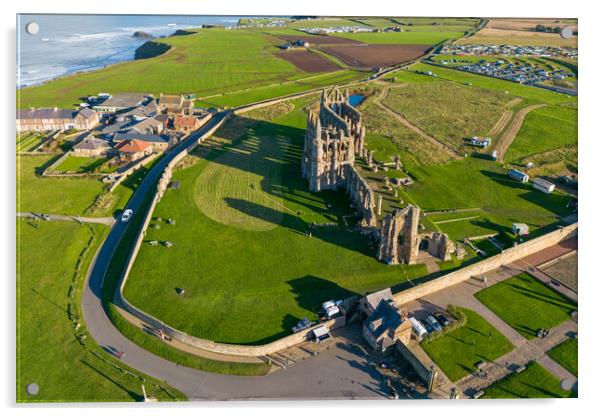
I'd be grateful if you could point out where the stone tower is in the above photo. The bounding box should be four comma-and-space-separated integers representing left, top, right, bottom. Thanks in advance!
302, 87, 366, 192
377, 205, 421, 265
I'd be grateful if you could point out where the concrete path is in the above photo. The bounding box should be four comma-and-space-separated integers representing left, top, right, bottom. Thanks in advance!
17, 211, 115, 226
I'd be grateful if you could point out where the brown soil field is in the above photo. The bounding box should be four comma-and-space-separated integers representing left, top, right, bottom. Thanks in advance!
320, 44, 430, 68
276, 50, 341, 73
277, 34, 363, 46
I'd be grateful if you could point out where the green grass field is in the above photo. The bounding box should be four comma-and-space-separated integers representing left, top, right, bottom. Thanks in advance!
383, 82, 514, 152
18, 28, 358, 109
547, 338, 578, 376
55, 155, 116, 174
475, 273, 577, 339
123, 99, 428, 344
482, 362, 575, 399
399, 157, 574, 241
17, 220, 183, 402
330, 30, 467, 45
17, 154, 136, 217
506, 105, 577, 171
17, 132, 46, 152
409, 62, 577, 106
422, 307, 513, 382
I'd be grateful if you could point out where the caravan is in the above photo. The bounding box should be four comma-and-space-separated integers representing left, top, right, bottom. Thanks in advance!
409, 317, 428, 341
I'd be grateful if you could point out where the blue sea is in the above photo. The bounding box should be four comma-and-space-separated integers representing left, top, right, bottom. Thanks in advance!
17, 14, 247, 88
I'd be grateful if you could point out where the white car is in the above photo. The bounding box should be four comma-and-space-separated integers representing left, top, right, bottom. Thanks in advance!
121, 209, 133, 223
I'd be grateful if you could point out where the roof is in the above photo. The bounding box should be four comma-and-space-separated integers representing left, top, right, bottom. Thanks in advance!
154, 114, 169, 122
174, 116, 197, 126
17, 108, 76, 120
97, 93, 148, 109
365, 299, 402, 339
113, 132, 169, 144
533, 177, 555, 187
365, 288, 393, 313
312, 326, 329, 338
129, 117, 163, 133
159, 94, 184, 105
116, 139, 152, 153
77, 107, 97, 119
73, 137, 111, 151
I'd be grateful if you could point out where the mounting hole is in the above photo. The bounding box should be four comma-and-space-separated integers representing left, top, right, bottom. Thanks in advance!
25, 22, 40, 35
560, 26, 573, 39
26, 383, 39, 395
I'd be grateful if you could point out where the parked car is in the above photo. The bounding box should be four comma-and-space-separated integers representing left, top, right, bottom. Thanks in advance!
426, 315, 443, 332
433, 312, 451, 327
421, 319, 434, 333
121, 209, 133, 223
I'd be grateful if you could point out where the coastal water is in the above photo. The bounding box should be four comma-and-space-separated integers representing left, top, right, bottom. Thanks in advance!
17, 14, 245, 87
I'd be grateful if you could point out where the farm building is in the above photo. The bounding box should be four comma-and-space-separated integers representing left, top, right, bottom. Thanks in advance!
173, 115, 200, 132
93, 93, 149, 115
533, 177, 556, 194
17, 107, 99, 132
362, 299, 412, 352
72, 137, 111, 157
115, 139, 154, 162
158, 93, 195, 115
129, 117, 164, 135
113, 132, 171, 151
508, 169, 529, 183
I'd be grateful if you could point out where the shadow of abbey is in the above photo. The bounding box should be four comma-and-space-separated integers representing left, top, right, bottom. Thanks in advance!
188, 112, 379, 257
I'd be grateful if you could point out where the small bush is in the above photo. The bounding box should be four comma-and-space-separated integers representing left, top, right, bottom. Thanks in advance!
84, 191, 116, 216
422, 304, 467, 344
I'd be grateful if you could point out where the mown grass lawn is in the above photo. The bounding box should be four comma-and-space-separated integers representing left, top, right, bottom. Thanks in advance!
17, 154, 133, 216
475, 273, 577, 339
482, 362, 575, 399
399, 157, 574, 241
18, 28, 353, 109
547, 338, 578, 376
422, 307, 514, 382
506, 105, 577, 164
55, 155, 115, 174
17, 220, 183, 402
123, 99, 428, 344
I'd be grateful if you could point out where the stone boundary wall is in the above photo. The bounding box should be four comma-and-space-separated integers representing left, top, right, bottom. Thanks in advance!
396, 341, 435, 389
114, 112, 350, 357
392, 223, 578, 306
107, 152, 161, 191
41, 151, 71, 177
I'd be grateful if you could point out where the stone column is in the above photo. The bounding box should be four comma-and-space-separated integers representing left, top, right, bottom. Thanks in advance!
395, 155, 401, 170
377, 195, 383, 216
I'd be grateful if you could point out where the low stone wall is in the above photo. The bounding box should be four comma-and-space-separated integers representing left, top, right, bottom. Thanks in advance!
396, 341, 436, 390
107, 152, 161, 191
41, 151, 71, 177
392, 223, 578, 306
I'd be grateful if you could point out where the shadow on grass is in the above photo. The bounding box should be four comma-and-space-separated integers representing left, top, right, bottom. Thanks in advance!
80, 359, 143, 401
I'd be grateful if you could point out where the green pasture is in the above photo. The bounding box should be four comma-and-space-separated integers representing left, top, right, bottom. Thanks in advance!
422, 307, 513, 382
475, 273, 577, 339
17, 220, 184, 402
123, 99, 428, 344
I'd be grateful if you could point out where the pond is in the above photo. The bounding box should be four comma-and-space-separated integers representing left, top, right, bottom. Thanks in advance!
348, 94, 365, 107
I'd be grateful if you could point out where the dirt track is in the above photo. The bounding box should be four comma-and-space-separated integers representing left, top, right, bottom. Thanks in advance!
374, 86, 462, 160
494, 103, 546, 162
488, 98, 523, 137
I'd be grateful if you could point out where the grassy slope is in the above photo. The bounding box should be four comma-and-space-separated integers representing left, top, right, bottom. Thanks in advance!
55, 155, 114, 174
383, 82, 513, 152
475, 273, 577, 339
400, 157, 574, 240
483, 362, 575, 399
422, 307, 513, 382
17, 220, 183, 402
123, 100, 427, 344
506, 105, 577, 163
547, 338, 578, 376
18, 28, 349, 109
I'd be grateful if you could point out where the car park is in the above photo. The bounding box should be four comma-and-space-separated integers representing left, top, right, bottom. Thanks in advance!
433, 312, 451, 327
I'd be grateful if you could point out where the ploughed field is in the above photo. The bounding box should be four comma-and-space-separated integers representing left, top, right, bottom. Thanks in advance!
320, 44, 431, 68
277, 50, 341, 73
123, 99, 428, 345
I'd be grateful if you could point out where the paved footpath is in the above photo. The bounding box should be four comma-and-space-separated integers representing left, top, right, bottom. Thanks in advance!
17, 211, 115, 226
402, 243, 578, 396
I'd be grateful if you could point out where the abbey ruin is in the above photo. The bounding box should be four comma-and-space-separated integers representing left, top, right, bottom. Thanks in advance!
302, 87, 454, 265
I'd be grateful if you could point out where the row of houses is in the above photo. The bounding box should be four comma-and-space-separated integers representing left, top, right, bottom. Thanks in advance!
16, 107, 100, 132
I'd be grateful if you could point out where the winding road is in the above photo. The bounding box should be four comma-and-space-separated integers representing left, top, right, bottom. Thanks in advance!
81, 110, 387, 400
